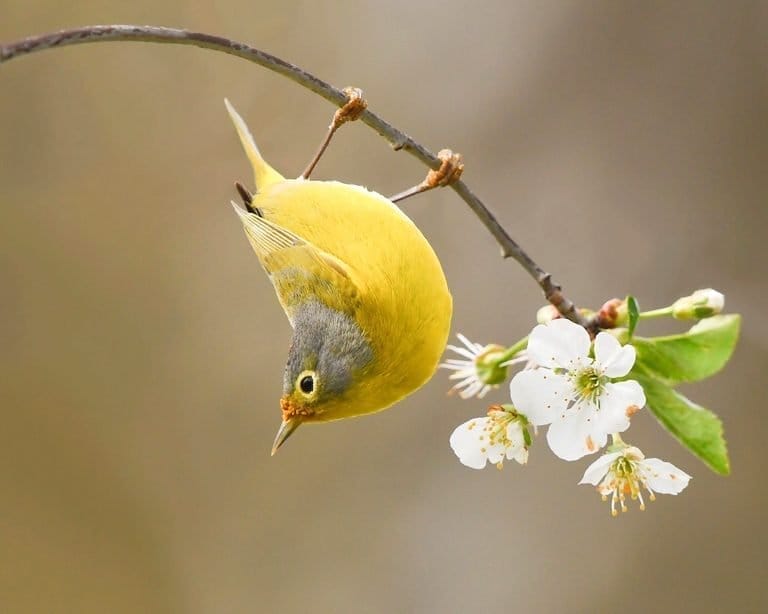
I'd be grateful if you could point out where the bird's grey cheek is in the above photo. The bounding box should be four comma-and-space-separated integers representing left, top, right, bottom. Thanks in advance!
282, 363, 292, 395
322, 358, 351, 396
321, 335, 374, 397
282, 340, 306, 395
286, 300, 373, 398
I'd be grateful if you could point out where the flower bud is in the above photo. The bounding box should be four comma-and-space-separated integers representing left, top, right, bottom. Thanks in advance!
536, 304, 560, 324
672, 288, 725, 320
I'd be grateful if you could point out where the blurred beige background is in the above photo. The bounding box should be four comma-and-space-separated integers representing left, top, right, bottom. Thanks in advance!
1, 1, 766, 613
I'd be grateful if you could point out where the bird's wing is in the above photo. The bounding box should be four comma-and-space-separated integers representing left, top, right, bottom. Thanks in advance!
232, 204, 360, 326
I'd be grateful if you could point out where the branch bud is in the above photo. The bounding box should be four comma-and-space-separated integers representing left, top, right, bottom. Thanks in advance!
597, 298, 628, 329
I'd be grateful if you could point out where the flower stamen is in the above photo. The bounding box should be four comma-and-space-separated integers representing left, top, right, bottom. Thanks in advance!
449, 406, 530, 470
580, 445, 691, 516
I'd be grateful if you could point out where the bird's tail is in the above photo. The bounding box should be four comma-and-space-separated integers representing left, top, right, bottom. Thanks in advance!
224, 98, 285, 192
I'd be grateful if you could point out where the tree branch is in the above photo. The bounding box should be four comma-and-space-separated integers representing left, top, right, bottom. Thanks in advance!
0, 24, 589, 327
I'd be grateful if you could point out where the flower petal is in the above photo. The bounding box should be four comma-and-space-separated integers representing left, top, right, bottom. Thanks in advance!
505, 419, 525, 444
579, 451, 622, 485
475, 384, 492, 399
593, 331, 621, 364
485, 442, 507, 465
526, 319, 591, 370
546, 409, 608, 461
441, 358, 474, 369
457, 380, 485, 400
456, 333, 483, 353
504, 420, 528, 465
509, 368, 571, 426
640, 458, 692, 494
597, 380, 645, 433
594, 333, 636, 377
446, 345, 478, 360
511, 446, 529, 465
449, 373, 475, 386
449, 417, 490, 469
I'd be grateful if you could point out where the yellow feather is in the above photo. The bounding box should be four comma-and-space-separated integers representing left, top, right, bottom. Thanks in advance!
226, 101, 452, 437
232, 203, 360, 324
224, 98, 285, 190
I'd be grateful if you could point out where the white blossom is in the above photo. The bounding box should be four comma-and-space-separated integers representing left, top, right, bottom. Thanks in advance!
580, 446, 691, 516
440, 334, 522, 399
509, 319, 645, 461
449, 407, 529, 469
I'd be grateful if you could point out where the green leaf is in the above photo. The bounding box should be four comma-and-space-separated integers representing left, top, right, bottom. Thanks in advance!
626, 295, 639, 338
633, 367, 729, 475
632, 314, 740, 385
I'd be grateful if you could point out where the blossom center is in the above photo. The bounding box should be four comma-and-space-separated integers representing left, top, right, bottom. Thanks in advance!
485, 410, 515, 448
573, 366, 607, 405
599, 451, 657, 516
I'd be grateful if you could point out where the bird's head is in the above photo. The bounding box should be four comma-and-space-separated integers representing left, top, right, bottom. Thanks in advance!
271, 300, 374, 454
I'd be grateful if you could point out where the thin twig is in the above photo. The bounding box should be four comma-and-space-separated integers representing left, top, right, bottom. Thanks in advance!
0, 24, 589, 327
301, 86, 367, 179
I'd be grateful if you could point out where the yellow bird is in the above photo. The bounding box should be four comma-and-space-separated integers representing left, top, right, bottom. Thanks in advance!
225, 100, 452, 454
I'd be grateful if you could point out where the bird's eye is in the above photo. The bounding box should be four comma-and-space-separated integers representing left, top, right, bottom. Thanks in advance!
300, 375, 314, 393
297, 371, 316, 396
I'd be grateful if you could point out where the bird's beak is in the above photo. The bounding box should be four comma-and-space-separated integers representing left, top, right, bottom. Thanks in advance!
271, 417, 302, 456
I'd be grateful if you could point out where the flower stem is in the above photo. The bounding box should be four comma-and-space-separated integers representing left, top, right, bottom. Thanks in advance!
0, 24, 589, 328
497, 337, 528, 364
638, 307, 673, 319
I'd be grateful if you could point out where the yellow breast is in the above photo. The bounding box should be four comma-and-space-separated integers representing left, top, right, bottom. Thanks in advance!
255, 179, 453, 415
224, 99, 452, 420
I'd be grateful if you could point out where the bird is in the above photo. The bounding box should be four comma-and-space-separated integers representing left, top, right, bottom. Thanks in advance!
225, 99, 452, 454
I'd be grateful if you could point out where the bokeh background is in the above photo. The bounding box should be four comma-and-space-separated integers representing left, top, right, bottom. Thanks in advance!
2, 2, 766, 612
